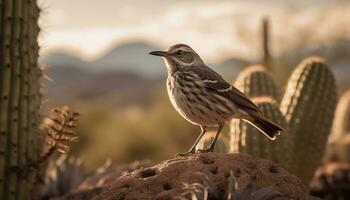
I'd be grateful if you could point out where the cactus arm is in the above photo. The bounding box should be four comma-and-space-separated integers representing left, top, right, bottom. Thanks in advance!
280, 57, 337, 184
0, 0, 13, 199
234, 65, 281, 102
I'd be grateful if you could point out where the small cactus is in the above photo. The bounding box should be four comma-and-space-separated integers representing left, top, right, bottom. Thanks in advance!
230, 97, 288, 167
310, 162, 350, 199
280, 57, 338, 183
233, 65, 281, 101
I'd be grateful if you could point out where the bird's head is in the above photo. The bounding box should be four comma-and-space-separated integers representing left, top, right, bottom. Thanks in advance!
149, 44, 204, 72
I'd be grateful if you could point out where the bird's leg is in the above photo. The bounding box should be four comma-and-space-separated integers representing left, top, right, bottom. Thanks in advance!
176, 126, 207, 157
199, 124, 224, 153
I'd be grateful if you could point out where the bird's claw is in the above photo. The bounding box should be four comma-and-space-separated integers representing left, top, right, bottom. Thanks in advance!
196, 147, 214, 153
176, 149, 196, 157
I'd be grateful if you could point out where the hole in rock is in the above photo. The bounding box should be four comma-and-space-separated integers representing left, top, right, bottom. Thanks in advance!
269, 165, 279, 173
163, 182, 172, 190
235, 168, 241, 177
210, 166, 218, 175
140, 168, 157, 178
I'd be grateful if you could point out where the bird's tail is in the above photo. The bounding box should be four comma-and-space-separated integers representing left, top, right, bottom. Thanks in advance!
244, 113, 285, 140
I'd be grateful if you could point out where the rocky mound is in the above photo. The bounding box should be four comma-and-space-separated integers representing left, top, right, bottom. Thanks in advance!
62, 153, 319, 200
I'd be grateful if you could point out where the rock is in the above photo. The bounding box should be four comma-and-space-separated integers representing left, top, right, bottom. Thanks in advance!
78, 160, 154, 190
55, 160, 154, 200
90, 153, 317, 200
310, 162, 350, 199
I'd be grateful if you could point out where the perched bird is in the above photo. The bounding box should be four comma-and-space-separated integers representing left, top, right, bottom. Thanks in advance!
149, 44, 284, 156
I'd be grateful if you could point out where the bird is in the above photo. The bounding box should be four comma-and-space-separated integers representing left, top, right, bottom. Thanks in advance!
149, 44, 284, 156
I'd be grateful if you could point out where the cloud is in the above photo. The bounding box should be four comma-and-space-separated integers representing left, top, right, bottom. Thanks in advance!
39, 0, 350, 62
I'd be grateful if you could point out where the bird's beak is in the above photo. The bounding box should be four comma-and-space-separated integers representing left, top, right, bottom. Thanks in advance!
149, 51, 167, 57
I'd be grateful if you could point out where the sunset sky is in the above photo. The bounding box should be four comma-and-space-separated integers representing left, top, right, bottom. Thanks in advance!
38, 0, 350, 62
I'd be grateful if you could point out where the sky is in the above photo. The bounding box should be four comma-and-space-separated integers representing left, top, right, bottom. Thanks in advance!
38, 0, 350, 63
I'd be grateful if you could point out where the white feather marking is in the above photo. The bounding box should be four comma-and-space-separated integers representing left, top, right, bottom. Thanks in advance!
202, 79, 217, 83
217, 85, 232, 92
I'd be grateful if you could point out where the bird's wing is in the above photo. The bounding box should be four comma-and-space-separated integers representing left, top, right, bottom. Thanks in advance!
202, 79, 259, 112
188, 66, 258, 112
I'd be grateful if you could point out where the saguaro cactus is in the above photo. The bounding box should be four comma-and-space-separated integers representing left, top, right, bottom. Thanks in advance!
0, 0, 41, 199
230, 97, 289, 167
233, 65, 281, 101
280, 57, 337, 183
230, 56, 337, 184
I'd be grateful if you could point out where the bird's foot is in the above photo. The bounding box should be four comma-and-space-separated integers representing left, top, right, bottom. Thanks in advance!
176, 149, 196, 157
197, 147, 214, 153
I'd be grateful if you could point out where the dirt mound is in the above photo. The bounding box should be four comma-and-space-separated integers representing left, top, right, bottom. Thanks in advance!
88, 153, 317, 200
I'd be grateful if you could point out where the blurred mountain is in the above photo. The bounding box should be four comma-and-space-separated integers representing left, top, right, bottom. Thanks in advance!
40, 52, 87, 69
89, 42, 166, 78
45, 66, 162, 107
41, 42, 168, 106
41, 42, 166, 79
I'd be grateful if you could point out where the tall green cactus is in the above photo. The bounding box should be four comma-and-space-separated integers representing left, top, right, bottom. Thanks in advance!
329, 90, 350, 144
233, 65, 281, 101
280, 57, 337, 183
230, 97, 289, 167
0, 0, 41, 199
230, 57, 337, 184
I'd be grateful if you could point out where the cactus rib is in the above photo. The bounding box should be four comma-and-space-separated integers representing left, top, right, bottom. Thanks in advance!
0, 0, 14, 198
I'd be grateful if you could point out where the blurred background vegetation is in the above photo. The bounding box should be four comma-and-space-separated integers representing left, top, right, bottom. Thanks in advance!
37, 0, 350, 170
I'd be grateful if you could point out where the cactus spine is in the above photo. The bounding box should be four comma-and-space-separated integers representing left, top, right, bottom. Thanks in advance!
233, 65, 281, 101
230, 97, 289, 167
0, 0, 41, 199
280, 57, 337, 183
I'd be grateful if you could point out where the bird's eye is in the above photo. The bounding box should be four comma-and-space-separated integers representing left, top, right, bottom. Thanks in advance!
176, 50, 183, 55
